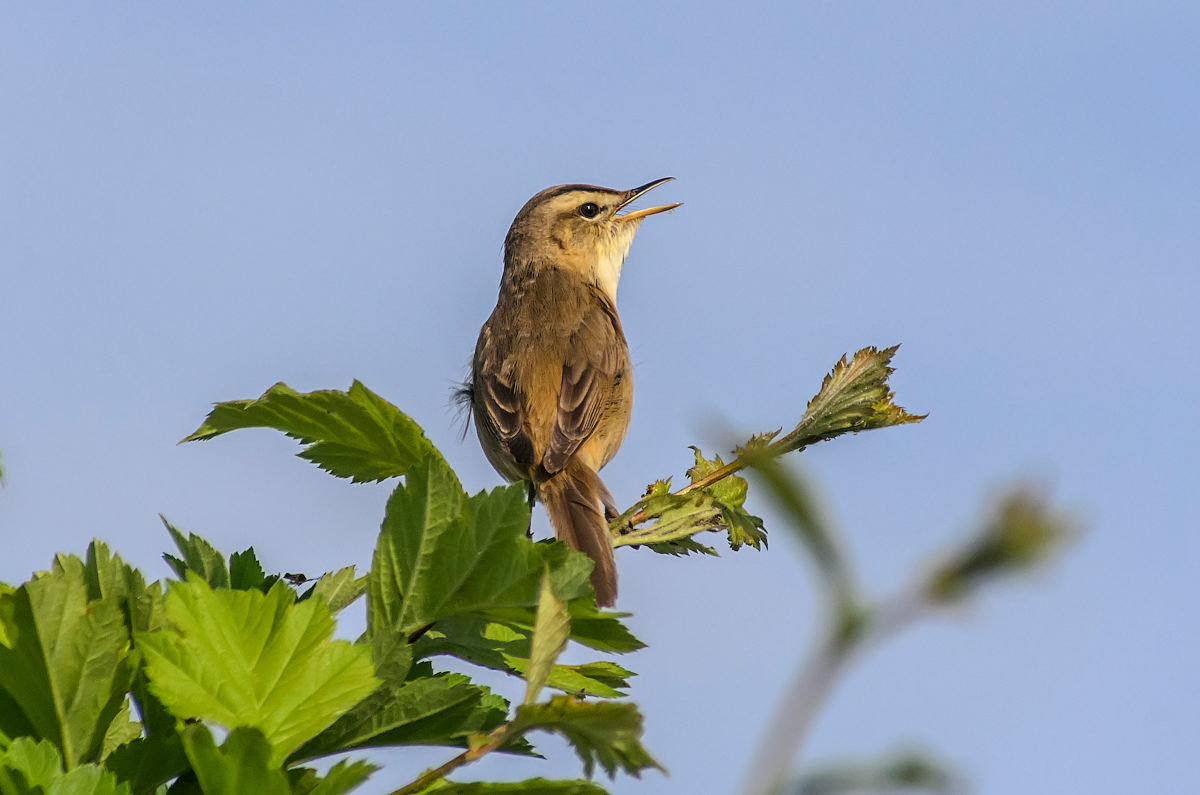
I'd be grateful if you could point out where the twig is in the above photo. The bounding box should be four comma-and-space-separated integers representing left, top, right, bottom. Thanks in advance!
388, 723, 517, 795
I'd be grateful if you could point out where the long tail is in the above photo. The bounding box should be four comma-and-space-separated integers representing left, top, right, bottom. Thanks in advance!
537, 459, 618, 607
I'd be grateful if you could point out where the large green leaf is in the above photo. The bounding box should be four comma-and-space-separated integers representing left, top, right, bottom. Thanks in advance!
0, 556, 135, 768
0, 737, 130, 795
293, 672, 509, 762
369, 457, 588, 636
182, 381, 441, 483
135, 578, 378, 766
179, 726, 289, 795
509, 697, 661, 780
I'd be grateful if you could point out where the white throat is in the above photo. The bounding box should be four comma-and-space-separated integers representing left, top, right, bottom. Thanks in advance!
593, 223, 639, 305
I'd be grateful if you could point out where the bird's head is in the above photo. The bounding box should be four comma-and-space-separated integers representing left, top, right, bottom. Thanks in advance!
503, 178, 680, 303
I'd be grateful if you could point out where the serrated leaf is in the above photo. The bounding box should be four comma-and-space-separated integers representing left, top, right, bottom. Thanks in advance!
612, 482, 764, 553
644, 537, 719, 556
292, 601, 514, 762
289, 759, 377, 795
160, 519, 229, 588
510, 697, 661, 779
777, 345, 924, 454
182, 381, 441, 483
83, 542, 166, 636
414, 616, 634, 699
687, 448, 767, 551
135, 578, 378, 766
369, 456, 604, 636
300, 567, 366, 615
179, 726, 289, 795
732, 429, 781, 457
415, 779, 607, 794
0, 737, 131, 795
524, 569, 570, 705
0, 556, 135, 768
98, 701, 141, 761
228, 548, 268, 591
293, 672, 509, 762
103, 733, 189, 795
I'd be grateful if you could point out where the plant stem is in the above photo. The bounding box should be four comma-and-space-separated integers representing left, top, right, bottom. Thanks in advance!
620, 433, 833, 529
739, 591, 925, 795
388, 724, 515, 795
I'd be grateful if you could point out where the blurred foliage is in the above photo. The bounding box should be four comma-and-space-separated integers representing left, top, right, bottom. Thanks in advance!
793, 751, 962, 795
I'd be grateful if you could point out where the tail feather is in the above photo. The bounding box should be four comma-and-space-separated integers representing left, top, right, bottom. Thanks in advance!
538, 461, 618, 607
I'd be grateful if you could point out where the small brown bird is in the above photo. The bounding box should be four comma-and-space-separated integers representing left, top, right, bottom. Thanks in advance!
464, 178, 680, 606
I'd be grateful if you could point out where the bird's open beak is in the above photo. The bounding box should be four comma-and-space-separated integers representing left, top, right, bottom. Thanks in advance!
614, 177, 682, 222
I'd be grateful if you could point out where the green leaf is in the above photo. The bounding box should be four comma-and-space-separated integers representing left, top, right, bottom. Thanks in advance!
135, 578, 379, 766
98, 701, 141, 762
160, 519, 229, 589
612, 473, 761, 553
686, 448, 767, 551
179, 726, 289, 795
415, 779, 608, 794
295, 619, 514, 761
293, 670, 511, 762
524, 569, 570, 705
370, 457, 597, 636
558, 602, 644, 655
414, 616, 635, 699
286, 761, 377, 795
300, 567, 366, 615
82, 542, 166, 636
775, 345, 924, 454
103, 734, 189, 795
510, 696, 661, 779
182, 381, 442, 483
0, 555, 135, 767
228, 548, 276, 591
0, 737, 131, 795
292, 759, 377, 795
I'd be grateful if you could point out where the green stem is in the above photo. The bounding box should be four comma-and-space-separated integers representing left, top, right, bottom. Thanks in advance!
388, 724, 516, 795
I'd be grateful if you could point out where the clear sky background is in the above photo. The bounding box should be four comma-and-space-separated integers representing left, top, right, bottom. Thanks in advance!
2, 4, 1197, 793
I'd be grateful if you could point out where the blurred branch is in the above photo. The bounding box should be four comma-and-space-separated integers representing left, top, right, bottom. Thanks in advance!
740, 484, 1074, 795
794, 749, 964, 795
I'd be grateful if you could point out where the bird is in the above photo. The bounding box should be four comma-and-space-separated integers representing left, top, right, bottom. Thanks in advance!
462, 178, 680, 607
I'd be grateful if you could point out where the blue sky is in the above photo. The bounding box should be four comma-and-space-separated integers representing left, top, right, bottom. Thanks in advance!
2, 4, 1197, 793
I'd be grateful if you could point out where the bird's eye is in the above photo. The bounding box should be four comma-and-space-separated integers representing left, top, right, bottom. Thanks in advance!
577, 202, 600, 219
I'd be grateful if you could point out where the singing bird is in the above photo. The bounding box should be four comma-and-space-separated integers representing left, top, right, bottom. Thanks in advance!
463, 178, 680, 606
